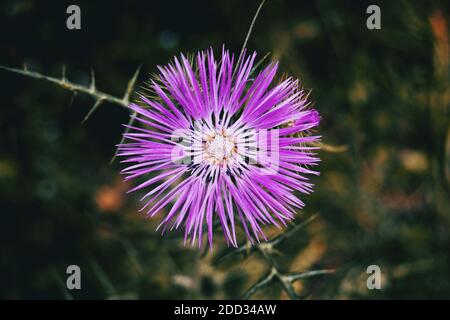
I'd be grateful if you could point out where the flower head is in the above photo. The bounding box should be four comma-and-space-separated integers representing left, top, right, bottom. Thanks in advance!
118, 47, 321, 248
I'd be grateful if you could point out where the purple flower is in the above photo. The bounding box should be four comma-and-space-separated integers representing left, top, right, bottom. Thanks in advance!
117, 47, 321, 248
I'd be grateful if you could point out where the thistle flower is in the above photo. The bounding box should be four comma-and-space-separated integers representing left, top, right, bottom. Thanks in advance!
118, 47, 321, 248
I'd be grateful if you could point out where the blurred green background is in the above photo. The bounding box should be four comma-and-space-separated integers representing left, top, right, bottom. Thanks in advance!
0, 0, 449, 299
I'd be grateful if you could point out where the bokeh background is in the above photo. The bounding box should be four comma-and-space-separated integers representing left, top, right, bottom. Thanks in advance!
0, 0, 449, 299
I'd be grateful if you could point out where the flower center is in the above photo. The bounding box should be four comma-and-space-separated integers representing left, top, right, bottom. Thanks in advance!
205, 134, 235, 163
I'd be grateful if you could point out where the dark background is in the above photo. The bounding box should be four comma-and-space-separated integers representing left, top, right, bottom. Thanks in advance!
0, 0, 449, 299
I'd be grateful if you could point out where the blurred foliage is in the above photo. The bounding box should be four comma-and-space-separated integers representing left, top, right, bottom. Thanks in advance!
0, 0, 449, 299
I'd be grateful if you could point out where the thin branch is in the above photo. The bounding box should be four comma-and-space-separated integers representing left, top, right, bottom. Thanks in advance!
285, 269, 335, 282
270, 213, 319, 247
0, 64, 127, 107
110, 65, 142, 164
233, 0, 266, 78
88, 254, 117, 298
242, 267, 275, 300
250, 51, 271, 76
215, 214, 318, 264
310, 141, 349, 153
213, 239, 252, 265
243, 265, 335, 300
51, 269, 74, 300
279, 277, 299, 299
0, 63, 142, 162
110, 112, 137, 164
214, 213, 332, 300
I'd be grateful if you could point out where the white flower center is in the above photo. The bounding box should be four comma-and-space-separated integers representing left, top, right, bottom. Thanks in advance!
205, 134, 235, 162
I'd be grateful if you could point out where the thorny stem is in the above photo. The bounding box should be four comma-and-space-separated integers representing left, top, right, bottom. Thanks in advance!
0, 64, 135, 109
243, 259, 334, 300
215, 214, 334, 300
242, 252, 334, 300
0, 64, 141, 163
